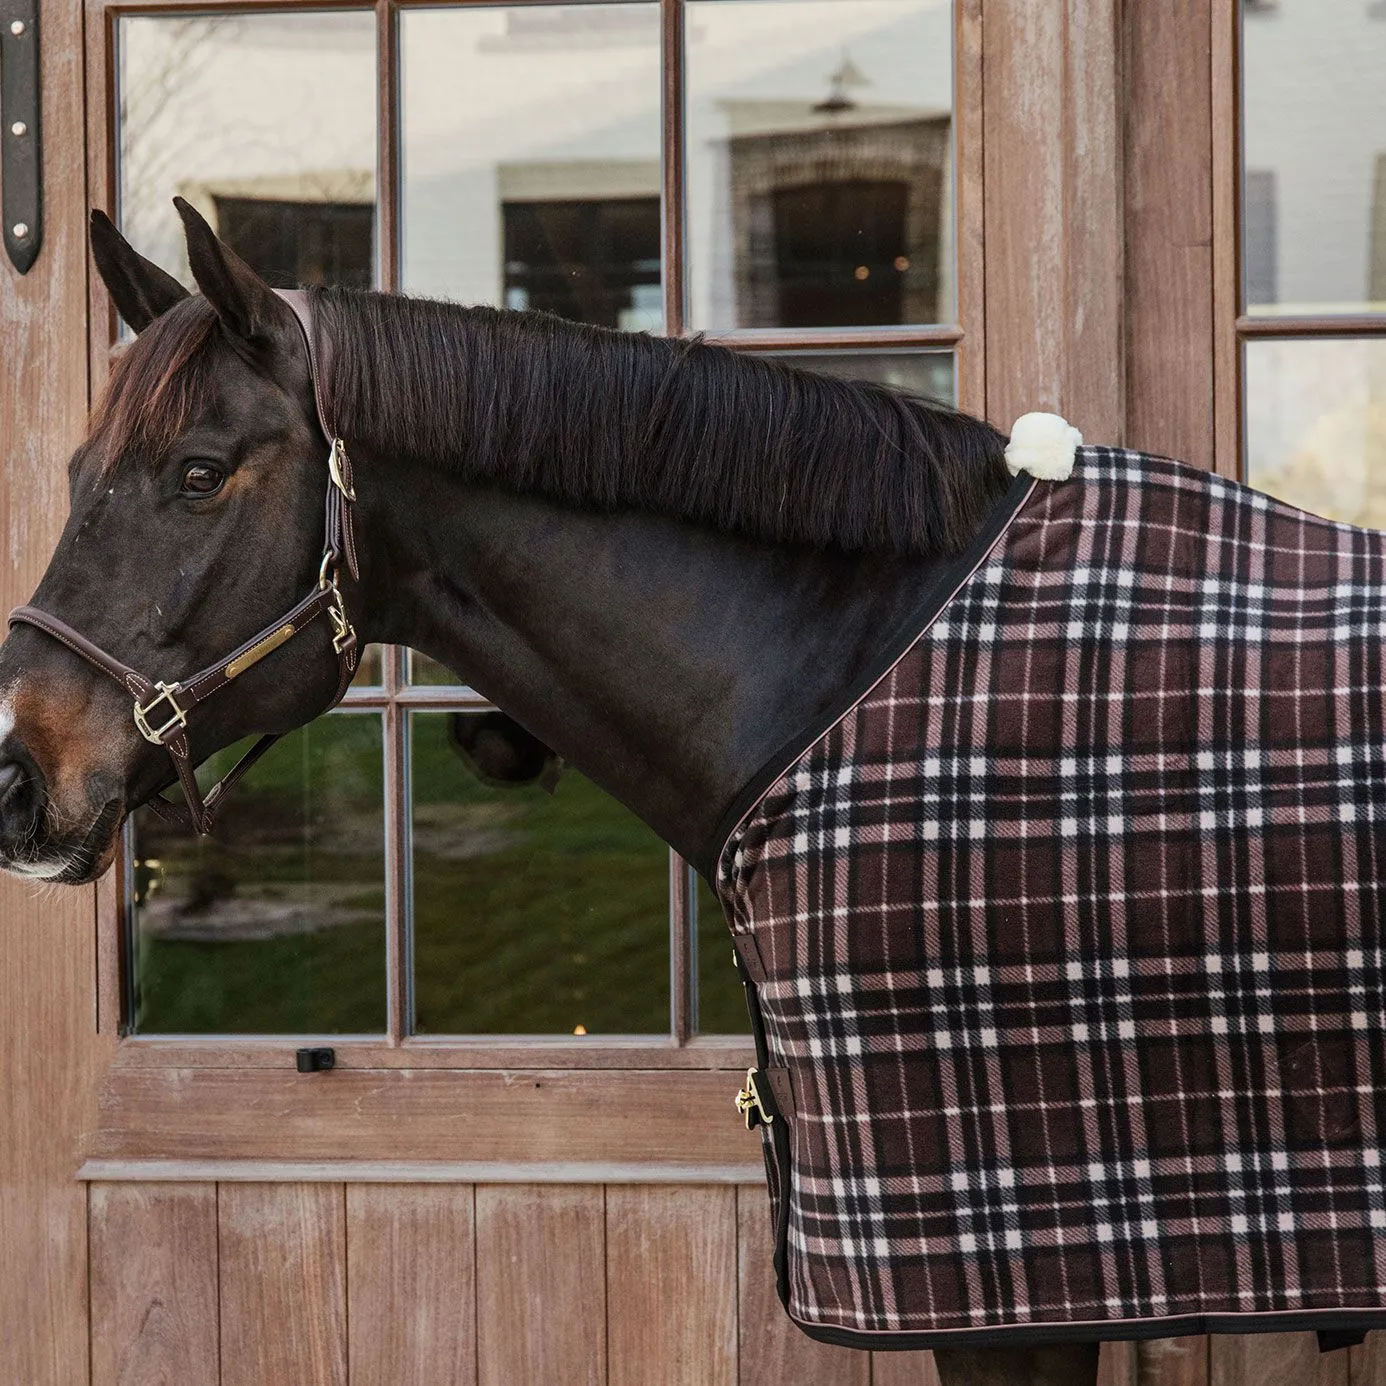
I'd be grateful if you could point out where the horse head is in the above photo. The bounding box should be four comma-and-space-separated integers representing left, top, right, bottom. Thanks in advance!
0, 198, 1009, 882
0, 201, 350, 882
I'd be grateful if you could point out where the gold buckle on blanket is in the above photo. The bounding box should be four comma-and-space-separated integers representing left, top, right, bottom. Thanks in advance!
735, 1068, 774, 1131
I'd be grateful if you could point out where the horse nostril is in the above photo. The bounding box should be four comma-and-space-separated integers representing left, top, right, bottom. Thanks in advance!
0, 750, 44, 853
0, 761, 23, 807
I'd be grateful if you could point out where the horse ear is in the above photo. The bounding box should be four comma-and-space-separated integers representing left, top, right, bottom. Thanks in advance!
174, 195, 291, 345
89, 210, 189, 333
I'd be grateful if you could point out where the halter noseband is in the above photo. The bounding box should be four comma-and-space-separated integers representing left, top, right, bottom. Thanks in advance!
6, 290, 360, 835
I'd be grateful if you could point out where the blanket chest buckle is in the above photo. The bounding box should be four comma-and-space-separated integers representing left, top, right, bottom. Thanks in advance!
735, 1067, 775, 1131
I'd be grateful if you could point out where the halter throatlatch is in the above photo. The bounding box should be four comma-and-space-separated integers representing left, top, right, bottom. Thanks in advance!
6, 290, 359, 835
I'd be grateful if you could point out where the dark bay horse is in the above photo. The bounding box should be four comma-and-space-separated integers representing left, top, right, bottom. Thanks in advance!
0, 200, 1097, 1386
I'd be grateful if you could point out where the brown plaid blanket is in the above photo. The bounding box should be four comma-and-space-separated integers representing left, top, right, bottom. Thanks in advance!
715, 447, 1386, 1348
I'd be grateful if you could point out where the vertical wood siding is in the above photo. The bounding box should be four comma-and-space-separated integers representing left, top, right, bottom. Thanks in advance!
1123, 0, 1216, 467
87, 1181, 1386, 1384
606, 1185, 738, 1386
89, 1183, 219, 1386
0, 0, 102, 1381
88, 1180, 966, 1384
981, 0, 1125, 442
218, 1184, 348, 1386
348, 1183, 477, 1385
476, 1184, 605, 1386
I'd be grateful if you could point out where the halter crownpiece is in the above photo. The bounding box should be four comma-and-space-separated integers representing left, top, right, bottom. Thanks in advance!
1004, 411, 1082, 481
6, 290, 358, 835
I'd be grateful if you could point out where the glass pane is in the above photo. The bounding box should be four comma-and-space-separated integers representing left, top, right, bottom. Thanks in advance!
353, 643, 384, 689
401, 6, 662, 328
687, 0, 954, 330
1244, 338, 1386, 525
771, 348, 954, 402
411, 711, 670, 1034
129, 715, 387, 1034
697, 872, 749, 1033
409, 649, 466, 687
119, 14, 377, 290
1242, 5, 1386, 314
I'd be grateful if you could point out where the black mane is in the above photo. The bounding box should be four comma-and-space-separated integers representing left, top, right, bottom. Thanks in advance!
313, 288, 1010, 558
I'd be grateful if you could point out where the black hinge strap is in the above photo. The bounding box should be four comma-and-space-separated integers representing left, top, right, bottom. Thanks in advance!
0, 0, 40, 274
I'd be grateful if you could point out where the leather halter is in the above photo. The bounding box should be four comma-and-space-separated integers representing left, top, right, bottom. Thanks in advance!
6, 290, 360, 834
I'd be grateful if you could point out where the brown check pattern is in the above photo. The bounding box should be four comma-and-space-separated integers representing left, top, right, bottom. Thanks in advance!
717, 448, 1386, 1344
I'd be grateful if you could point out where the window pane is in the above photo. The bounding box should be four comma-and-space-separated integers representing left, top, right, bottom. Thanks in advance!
410, 711, 670, 1034
771, 348, 954, 402
1244, 338, 1386, 525
119, 14, 377, 289
687, 0, 954, 330
401, 6, 662, 328
129, 715, 387, 1034
353, 644, 384, 688
697, 872, 749, 1033
1242, 5, 1386, 314
409, 649, 466, 686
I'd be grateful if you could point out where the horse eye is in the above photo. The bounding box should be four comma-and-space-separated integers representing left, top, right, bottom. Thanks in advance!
180, 462, 225, 497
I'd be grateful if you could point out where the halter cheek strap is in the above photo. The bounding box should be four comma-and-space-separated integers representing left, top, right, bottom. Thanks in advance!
6, 289, 359, 835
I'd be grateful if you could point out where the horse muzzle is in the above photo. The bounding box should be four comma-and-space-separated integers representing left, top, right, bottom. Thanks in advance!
0, 734, 122, 883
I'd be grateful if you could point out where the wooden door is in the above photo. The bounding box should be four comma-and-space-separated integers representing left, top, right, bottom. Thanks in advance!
3, 1, 1384, 1383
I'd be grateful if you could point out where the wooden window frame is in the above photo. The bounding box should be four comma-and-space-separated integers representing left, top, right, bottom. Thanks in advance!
81, 0, 1147, 1180
1210, 0, 1386, 483
86, 0, 975, 1069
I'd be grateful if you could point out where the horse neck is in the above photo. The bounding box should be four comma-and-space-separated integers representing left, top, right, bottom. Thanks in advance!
351, 451, 952, 871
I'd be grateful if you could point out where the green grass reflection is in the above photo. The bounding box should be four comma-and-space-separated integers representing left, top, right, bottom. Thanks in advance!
129, 709, 744, 1037
410, 711, 670, 1034
130, 714, 387, 1033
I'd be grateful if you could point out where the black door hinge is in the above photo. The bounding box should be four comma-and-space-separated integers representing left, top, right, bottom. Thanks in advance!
0, 0, 40, 274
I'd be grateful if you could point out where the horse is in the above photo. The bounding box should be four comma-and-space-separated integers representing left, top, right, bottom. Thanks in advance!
3, 201, 1379, 1383
0, 199, 1092, 1384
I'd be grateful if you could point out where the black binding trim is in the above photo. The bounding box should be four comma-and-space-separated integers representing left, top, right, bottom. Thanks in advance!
701, 467, 1038, 881
794, 1307, 1386, 1353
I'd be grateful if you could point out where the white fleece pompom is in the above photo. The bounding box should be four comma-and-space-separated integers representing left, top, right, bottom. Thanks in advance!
1004, 412, 1082, 482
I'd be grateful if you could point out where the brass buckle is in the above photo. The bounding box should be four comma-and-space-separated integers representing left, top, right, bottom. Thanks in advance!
133, 681, 188, 745
327, 588, 356, 656
734, 1067, 774, 1131
327, 438, 355, 501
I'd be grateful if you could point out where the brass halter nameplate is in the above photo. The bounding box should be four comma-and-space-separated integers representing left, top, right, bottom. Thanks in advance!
225, 622, 298, 680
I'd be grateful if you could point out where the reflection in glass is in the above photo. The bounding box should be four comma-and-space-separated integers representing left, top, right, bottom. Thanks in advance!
1245, 338, 1386, 526
697, 872, 749, 1033
119, 14, 377, 290
129, 715, 387, 1034
409, 649, 467, 687
411, 712, 670, 1034
353, 644, 384, 689
401, 6, 662, 329
772, 349, 954, 403
1242, 6, 1386, 313
687, 0, 954, 330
